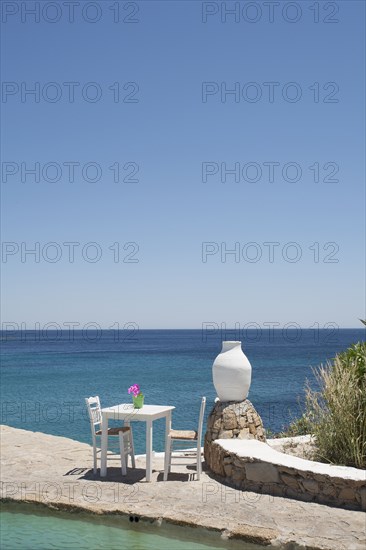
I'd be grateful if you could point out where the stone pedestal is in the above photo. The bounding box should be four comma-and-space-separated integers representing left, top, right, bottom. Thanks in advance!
204, 399, 266, 470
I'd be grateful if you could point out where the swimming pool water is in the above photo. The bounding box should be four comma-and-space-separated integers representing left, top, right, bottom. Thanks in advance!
0, 503, 261, 550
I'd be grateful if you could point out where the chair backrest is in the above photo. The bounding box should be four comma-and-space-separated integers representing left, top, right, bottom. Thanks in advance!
85, 396, 102, 435
197, 396, 206, 446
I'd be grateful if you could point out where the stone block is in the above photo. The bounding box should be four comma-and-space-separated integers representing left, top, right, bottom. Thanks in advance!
224, 464, 233, 477
278, 466, 296, 476
237, 428, 250, 439
312, 473, 329, 483
232, 468, 245, 482
269, 485, 285, 498
322, 483, 337, 497
317, 494, 333, 506
359, 488, 366, 511
280, 473, 300, 491
338, 487, 356, 502
232, 403, 241, 415
222, 409, 237, 430
301, 479, 319, 494
245, 462, 280, 483
353, 479, 366, 488
242, 481, 261, 492
220, 430, 234, 439
238, 417, 247, 429
233, 457, 245, 468
249, 423, 257, 435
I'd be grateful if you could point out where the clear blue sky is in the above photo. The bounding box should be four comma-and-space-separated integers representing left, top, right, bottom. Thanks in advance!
1, 0, 365, 329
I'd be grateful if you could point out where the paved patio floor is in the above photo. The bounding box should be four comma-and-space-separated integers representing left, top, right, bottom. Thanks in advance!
1, 425, 365, 549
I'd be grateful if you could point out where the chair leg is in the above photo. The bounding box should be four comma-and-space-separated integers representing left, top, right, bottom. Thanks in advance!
163, 437, 171, 481
197, 456, 201, 481
93, 442, 97, 475
129, 428, 136, 469
196, 444, 202, 481
168, 439, 173, 473
119, 432, 127, 476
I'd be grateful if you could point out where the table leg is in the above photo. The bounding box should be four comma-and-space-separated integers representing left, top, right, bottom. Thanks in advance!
100, 413, 108, 477
163, 411, 172, 481
146, 419, 153, 482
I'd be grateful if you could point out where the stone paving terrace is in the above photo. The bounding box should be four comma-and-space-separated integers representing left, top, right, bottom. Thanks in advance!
1, 425, 366, 549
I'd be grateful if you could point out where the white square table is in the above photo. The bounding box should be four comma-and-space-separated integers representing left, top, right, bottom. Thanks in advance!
100, 403, 175, 481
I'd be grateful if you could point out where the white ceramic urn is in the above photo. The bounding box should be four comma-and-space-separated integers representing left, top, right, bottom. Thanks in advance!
212, 341, 252, 402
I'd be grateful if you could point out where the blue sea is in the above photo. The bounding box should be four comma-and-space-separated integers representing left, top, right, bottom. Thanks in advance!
1, 329, 364, 455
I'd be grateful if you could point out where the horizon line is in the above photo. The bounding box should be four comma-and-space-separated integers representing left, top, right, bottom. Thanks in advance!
0, 327, 365, 332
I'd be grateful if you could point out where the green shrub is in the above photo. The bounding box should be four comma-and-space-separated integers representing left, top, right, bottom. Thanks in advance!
304, 341, 366, 469
278, 413, 313, 438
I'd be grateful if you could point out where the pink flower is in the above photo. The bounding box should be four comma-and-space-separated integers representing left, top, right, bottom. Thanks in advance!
128, 384, 141, 397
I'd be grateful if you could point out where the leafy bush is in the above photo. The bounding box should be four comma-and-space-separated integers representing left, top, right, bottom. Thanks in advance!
278, 413, 313, 438
304, 341, 366, 469
337, 342, 366, 381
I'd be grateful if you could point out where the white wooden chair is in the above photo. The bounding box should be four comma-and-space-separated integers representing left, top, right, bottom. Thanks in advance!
164, 397, 206, 481
85, 396, 135, 476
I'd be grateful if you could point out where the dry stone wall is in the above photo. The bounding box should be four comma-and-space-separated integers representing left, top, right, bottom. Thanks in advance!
208, 440, 366, 511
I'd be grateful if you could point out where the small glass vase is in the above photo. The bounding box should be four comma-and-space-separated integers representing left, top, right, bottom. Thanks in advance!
132, 394, 144, 409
